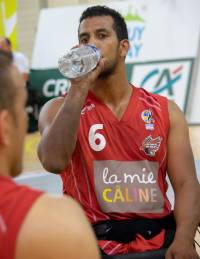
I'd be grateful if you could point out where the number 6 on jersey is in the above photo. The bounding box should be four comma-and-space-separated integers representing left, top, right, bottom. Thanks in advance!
88, 124, 106, 151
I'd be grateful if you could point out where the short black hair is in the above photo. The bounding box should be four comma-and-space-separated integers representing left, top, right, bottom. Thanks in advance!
5, 37, 11, 46
79, 5, 128, 41
0, 50, 16, 113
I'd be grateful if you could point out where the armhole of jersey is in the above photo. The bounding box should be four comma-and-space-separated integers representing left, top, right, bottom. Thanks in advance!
152, 93, 170, 139
8, 189, 43, 259
164, 98, 170, 138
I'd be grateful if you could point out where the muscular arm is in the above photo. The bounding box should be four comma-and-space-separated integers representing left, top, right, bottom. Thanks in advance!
15, 195, 100, 259
38, 86, 88, 173
166, 101, 200, 259
38, 59, 104, 173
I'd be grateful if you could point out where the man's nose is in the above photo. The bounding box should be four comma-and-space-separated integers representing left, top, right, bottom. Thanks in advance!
87, 36, 99, 48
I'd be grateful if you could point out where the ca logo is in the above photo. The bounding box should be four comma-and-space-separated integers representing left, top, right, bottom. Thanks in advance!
141, 66, 183, 96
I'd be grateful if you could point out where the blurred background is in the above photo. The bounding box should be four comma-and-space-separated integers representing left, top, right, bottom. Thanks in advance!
1, 1, 200, 252
0, 0, 200, 186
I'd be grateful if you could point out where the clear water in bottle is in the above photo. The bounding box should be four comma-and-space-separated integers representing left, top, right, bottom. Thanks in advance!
58, 44, 101, 79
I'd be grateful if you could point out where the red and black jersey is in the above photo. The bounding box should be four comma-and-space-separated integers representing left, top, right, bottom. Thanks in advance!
61, 86, 171, 254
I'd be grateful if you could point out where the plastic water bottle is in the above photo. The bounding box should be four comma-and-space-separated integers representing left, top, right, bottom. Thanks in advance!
58, 44, 101, 79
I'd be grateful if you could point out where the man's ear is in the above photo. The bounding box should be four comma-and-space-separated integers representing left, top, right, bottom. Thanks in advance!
0, 110, 12, 147
119, 39, 130, 58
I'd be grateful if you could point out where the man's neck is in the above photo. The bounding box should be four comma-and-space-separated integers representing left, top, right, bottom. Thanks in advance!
91, 68, 133, 120
92, 67, 131, 106
0, 157, 11, 177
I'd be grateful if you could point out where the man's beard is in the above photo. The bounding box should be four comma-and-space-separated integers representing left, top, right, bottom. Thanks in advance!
98, 55, 118, 79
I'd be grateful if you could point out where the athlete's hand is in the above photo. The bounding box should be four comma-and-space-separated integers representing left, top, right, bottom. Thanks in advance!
70, 57, 105, 90
69, 44, 105, 92
165, 237, 199, 259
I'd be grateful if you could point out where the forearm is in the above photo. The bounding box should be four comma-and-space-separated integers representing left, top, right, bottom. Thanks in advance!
38, 59, 104, 173
173, 180, 200, 242
39, 85, 89, 172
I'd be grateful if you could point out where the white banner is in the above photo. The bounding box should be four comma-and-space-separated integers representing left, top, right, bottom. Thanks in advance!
32, 0, 200, 120
129, 58, 193, 111
32, 0, 200, 68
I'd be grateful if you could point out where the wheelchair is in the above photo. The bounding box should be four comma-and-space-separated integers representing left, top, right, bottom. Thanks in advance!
100, 223, 200, 259
102, 248, 168, 259
195, 225, 200, 255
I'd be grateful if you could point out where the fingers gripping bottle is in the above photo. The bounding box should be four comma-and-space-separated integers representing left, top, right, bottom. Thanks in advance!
58, 44, 101, 79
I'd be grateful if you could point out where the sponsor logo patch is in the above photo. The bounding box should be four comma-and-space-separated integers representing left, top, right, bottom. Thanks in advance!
81, 103, 95, 115
93, 160, 164, 213
141, 109, 155, 130
140, 135, 162, 157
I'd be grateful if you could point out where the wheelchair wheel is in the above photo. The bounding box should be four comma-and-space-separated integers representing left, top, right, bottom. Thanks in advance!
195, 225, 200, 256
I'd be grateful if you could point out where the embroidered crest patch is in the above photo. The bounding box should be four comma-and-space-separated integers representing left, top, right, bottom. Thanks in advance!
140, 135, 162, 157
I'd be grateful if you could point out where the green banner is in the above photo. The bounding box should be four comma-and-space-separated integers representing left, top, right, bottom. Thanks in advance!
30, 68, 71, 106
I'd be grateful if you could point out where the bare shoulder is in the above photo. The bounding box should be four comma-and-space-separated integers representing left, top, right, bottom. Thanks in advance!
168, 99, 183, 118
166, 100, 197, 188
167, 99, 190, 147
15, 194, 100, 259
168, 99, 188, 129
38, 96, 65, 134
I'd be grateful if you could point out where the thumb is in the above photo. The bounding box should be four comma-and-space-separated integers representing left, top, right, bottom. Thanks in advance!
94, 57, 105, 75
